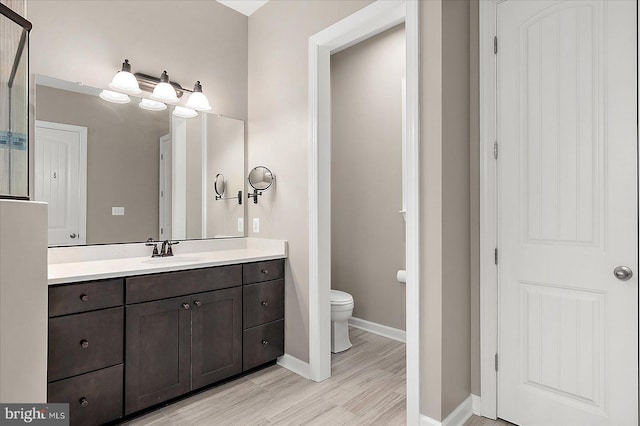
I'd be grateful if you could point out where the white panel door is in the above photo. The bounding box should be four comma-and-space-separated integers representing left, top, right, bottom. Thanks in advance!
35, 121, 87, 246
497, 1, 637, 425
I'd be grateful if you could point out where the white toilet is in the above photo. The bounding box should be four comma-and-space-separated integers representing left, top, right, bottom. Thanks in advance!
330, 289, 354, 353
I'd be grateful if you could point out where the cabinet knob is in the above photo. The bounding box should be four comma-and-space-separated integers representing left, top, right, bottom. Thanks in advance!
194, 300, 202, 307
182, 303, 190, 310
261, 340, 269, 346
80, 294, 89, 302
80, 339, 89, 349
79, 397, 88, 407
261, 269, 269, 274
261, 301, 268, 307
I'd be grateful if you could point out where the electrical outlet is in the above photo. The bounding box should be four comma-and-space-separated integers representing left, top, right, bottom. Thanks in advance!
237, 217, 244, 233
253, 218, 260, 233
112, 207, 125, 216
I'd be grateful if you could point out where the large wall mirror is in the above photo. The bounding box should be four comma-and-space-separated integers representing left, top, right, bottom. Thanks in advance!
35, 75, 245, 247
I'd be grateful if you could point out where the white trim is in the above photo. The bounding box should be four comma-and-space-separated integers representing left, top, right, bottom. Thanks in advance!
420, 395, 474, 426
201, 114, 208, 238
276, 353, 310, 379
348, 317, 406, 343
471, 394, 482, 416
479, 0, 498, 420
34, 120, 87, 247
308, 1, 420, 425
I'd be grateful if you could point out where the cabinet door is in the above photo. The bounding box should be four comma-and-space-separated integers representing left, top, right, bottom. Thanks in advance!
191, 287, 242, 389
124, 297, 191, 415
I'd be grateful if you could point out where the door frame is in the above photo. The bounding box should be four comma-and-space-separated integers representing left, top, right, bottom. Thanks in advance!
479, 0, 498, 419
307, 1, 420, 424
34, 119, 87, 246
479, 0, 640, 420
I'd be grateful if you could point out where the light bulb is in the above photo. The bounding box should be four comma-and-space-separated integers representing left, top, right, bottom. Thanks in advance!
99, 90, 130, 104
185, 81, 212, 111
151, 71, 179, 103
108, 59, 141, 95
173, 106, 198, 119
139, 98, 167, 111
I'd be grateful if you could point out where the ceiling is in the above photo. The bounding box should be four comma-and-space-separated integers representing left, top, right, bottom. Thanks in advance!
216, 0, 269, 16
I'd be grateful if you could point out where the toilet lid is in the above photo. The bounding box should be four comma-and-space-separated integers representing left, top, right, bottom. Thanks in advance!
331, 289, 353, 305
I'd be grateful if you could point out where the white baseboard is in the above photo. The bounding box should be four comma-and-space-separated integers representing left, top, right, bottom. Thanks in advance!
348, 317, 406, 343
276, 353, 310, 379
420, 395, 474, 426
471, 394, 481, 416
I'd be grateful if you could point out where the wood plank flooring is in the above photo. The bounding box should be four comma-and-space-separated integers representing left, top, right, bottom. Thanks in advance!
123, 327, 406, 426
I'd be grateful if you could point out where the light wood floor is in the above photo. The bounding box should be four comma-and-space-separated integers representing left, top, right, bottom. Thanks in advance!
123, 327, 406, 425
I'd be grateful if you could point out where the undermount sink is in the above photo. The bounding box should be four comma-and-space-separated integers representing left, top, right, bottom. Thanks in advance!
141, 256, 204, 265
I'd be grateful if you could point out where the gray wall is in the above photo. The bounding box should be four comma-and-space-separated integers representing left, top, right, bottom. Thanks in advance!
248, 0, 375, 364
330, 24, 406, 331
249, 0, 474, 421
36, 85, 168, 245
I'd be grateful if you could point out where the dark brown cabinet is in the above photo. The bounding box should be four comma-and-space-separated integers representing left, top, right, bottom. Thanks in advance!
47, 259, 284, 425
124, 266, 243, 414
242, 260, 285, 371
192, 287, 243, 389
47, 280, 125, 426
124, 296, 191, 415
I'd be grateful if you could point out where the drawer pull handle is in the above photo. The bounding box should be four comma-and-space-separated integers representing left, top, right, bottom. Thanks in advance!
261, 269, 269, 274
261, 301, 268, 307
80, 294, 89, 302
261, 340, 269, 346
80, 339, 89, 349
79, 397, 88, 408
182, 303, 190, 310
194, 300, 202, 307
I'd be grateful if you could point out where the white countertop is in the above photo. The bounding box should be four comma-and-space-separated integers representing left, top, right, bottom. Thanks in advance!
48, 238, 287, 285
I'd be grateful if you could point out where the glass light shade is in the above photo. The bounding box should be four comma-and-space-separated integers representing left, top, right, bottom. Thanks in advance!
173, 106, 198, 119
152, 71, 179, 103
108, 60, 141, 95
99, 90, 130, 104
185, 91, 211, 111
139, 98, 167, 111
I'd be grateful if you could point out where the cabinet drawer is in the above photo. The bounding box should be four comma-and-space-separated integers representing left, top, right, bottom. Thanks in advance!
243, 279, 284, 329
49, 279, 123, 317
126, 265, 242, 304
243, 319, 284, 371
48, 307, 124, 382
243, 259, 284, 284
48, 364, 123, 426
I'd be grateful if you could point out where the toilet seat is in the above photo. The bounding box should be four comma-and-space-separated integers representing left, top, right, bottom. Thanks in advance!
331, 289, 353, 306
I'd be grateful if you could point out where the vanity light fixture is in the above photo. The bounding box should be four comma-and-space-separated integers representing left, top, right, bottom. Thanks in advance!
185, 81, 212, 111
139, 98, 167, 111
173, 106, 198, 119
108, 59, 141, 95
151, 71, 179, 103
99, 89, 130, 104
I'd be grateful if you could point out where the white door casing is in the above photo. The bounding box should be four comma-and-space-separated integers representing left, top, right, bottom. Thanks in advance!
34, 121, 87, 246
308, 1, 420, 424
496, 1, 637, 425
159, 133, 171, 240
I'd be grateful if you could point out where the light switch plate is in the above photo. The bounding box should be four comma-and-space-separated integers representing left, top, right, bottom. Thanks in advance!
112, 207, 125, 216
237, 217, 244, 233
253, 218, 260, 233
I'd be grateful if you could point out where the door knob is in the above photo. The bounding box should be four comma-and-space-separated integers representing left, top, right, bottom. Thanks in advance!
613, 266, 633, 281
70, 233, 77, 239
182, 303, 190, 310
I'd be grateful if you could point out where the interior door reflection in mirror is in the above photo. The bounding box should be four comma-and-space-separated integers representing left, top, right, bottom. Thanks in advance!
34, 75, 245, 246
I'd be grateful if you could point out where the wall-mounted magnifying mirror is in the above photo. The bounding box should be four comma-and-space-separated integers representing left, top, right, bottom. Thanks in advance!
214, 173, 226, 200
248, 166, 274, 204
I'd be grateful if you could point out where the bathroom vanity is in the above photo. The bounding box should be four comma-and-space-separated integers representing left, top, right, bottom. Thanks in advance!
46, 240, 286, 425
